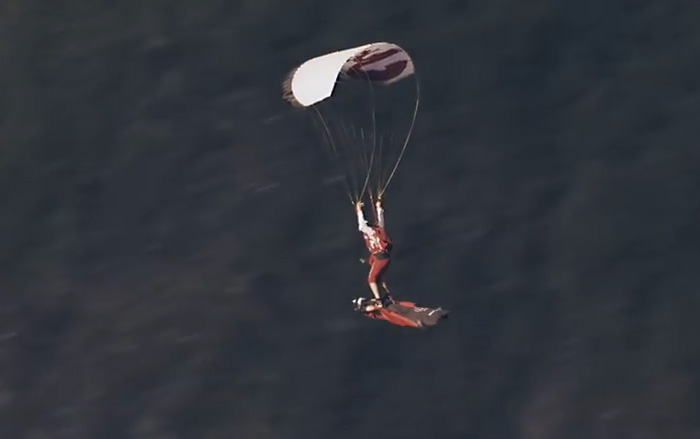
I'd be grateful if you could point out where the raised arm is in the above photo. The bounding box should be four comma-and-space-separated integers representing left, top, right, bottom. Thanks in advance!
356, 202, 372, 234
375, 199, 384, 228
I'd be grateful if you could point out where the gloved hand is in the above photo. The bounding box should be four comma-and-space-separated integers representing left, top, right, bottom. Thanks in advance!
352, 297, 373, 311
353, 297, 383, 312
352, 297, 365, 311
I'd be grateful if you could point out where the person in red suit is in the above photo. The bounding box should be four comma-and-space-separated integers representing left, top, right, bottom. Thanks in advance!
355, 197, 393, 307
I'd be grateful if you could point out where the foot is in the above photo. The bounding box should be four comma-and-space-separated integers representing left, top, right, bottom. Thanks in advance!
379, 294, 393, 307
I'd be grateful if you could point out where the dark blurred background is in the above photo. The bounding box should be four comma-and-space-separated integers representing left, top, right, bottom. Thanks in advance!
1, 1, 700, 438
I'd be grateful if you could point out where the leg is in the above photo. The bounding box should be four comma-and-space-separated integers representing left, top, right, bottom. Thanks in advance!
368, 258, 390, 301
369, 282, 382, 300
366, 255, 380, 299
375, 259, 393, 305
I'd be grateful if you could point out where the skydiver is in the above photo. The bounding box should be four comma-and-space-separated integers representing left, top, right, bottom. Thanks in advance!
355, 197, 393, 308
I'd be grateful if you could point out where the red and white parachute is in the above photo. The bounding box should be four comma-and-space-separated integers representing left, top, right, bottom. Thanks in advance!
283, 42, 420, 203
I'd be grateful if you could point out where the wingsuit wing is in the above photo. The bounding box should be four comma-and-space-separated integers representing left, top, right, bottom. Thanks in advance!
359, 300, 449, 328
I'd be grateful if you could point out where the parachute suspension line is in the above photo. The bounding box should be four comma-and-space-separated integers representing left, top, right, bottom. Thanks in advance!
326, 85, 366, 203
378, 77, 421, 198
373, 133, 384, 198
376, 131, 395, 194
358, 127, 369, 173
357, 68, 378, 203
346, 122, 368, 201
321, 80, 360, 203
324, 97, 365, 203
313, 106, 355, 203
338, 119, 357, 181
339, 120, 352, 159
350, 122, 370, 200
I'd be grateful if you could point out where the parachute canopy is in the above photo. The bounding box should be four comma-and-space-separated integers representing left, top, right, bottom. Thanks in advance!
283, 43, 415, 107
282, 42, 419, 203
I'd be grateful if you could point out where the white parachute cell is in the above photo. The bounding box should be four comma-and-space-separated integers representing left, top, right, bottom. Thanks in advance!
283, 42, 419, 202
